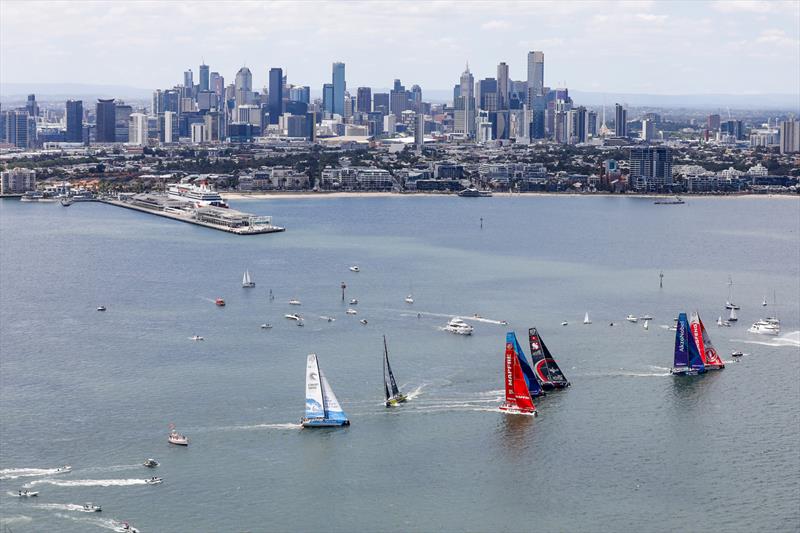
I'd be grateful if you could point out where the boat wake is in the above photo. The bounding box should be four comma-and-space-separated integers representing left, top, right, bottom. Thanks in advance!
33, 503, 97, 513
25, 478, 149, 488
736, 330, 800, 348
393, 309, 508, 325
54, 513, 133, 532
228, 422, 302, 431
0, 466, 69, 480
0, 515, 32, 526
404, 385, 425, 401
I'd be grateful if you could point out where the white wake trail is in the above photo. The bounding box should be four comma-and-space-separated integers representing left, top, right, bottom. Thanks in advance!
26, 478, 149, 488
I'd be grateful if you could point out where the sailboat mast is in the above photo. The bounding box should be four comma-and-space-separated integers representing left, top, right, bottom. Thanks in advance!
316, 357, 327, 418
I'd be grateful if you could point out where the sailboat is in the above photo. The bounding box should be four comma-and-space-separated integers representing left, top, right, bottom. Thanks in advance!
670, 313, 706, 376
527, 328, 570, 390
728, 308, 738, 322
242, 269, 255, 288
690, 312, 725, 370
643, 320, 649, 330
301, 354, 350, 427
499, 335, 537, 416
583, 312, 592, 325
383, 336, 407, 407
762, 296, 768, 307
725, 276, 740, 309
505, 332, 545, 398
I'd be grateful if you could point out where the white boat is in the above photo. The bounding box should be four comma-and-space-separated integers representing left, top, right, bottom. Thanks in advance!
444, 318, 473, 335
349, 265, 360, 272
143, 458, 159, 468
639, 314, 653, 321
360, 319, 368, 325
583, 312, 592, 325
748, 320, 780, 336
190, 335, 204, 341
55, 465, 72, 474
145, 476, 163, 485
16, 490, 38, 497
81, 503, 102, 512
717, 316, 731, 327
404, 295, 414, 304
242, 269, 255, 288
346, 308, 358, 315
114, 522, 140, 533
731, 350, 744, 357
319, 316, 335, 322
288, 299, 302, 306
97, 306, 106, 312
561, 321, 568, 326
167, 426, 188, 446
728, 308, 738, 322
167, 181, 228, 208
301, 354, 350, 427
349, 298, 358, 305
625, 314, 638, 323
762, 297, 768, 307
260, 323, 272, 329
643, 320, 649, 330
285, 313, 303, 321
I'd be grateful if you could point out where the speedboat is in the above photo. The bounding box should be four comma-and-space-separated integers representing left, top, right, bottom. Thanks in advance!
561, 321, 568, 326
625, 314, 638, 323
748, 320, 780, 335
404, 295, 414, 304
349, 266, 360, 272
215, 298, 225, 307
97, 306, 106, 311
143, 458, 159, 468
360, 319, 368, 325
16, 490, 38, 498
288, 299, 302, 305
115, 522, 140, 533
639, 314, 653, 321
260, 323, 272, 329
190, 335, 204, 341
444, 318, 473, 335
168, 427, 188, 446
145, 476, 163, 485
731, 350, 744, 357
285, 313, 302, 321
346, 308, 358, 315
55, 465, 72, 474
349, 298, 358, 305
81, 503, 102, 512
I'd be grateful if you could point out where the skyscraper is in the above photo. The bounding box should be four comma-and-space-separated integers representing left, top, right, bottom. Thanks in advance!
26, 94, 39, 117
184, 69, 194, 89
268, 68, 283, 125
526, 51, 544, 104
115, 103, 132, 143
128, 113, 148, 146
95, 99, 116, 142
356, 87, 372, 113
322, 83, 334, 115
199, 63, 210, 92
235, 67, 253, 106
455, 64, 475, 137
614, 103, 627, 137
332, 62, 346, 116
779, 119, 800, 154
497, 62, 509, 110
629, 146, 673, 191
66, 100, 83, 142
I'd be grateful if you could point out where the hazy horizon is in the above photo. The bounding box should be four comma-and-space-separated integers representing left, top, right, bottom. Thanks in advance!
1, 0, 798, 97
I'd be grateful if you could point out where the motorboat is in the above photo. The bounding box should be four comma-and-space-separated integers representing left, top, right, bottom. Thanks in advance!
97, 306, 107, 312
404, 295, 414, 304
360, 319, 368, 325
731, 350, 744, 357
639, 314, 653, 321
444, 318, 473, 335
190, 335, 204, 341
260, 323, 272, 329
16, 490, 38, 497
288, 299, 302, 306
215, 298, 225, 307
54, 465, 71, 474
167, 427, 188, 446
319, 316, 335, 322
349, 298, 358, 305
561, 321, 568, 326
114, 523, 140, 533
625, 314, 638, 323
60, 197, 74, 207
143, 458, 159, 468
349, 265, 360, 272
81, 503, 102, 512
285, 313, 303, 321
145, 476, 163, 485
748, 320, 780, 336
346, 308, 358, 315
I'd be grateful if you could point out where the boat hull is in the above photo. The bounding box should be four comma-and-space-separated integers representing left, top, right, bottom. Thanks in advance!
385, 395, 407, 407
670, 368, 705, 376
499, 404, 537, 416
301, 418, 350, 428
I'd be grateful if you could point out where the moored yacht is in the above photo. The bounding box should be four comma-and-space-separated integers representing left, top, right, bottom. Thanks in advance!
444, 317, 473, 335
285, 313, 303, 321
167, 426, 188, 446
404, 295, 414, 304
748, 319, 780, 335
346, 308, 358, 315
288, 299, 301, 306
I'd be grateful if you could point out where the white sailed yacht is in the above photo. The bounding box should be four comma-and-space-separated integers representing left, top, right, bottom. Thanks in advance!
405, 295, 414, 304
242, 270, 255, 288
583, 312, 592, 325
444, 318, 473, 335
728, 308, 738, 322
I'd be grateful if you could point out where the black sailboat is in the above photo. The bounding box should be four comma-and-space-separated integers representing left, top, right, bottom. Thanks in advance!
528, 327, 570, 390
383, 336, 407, 407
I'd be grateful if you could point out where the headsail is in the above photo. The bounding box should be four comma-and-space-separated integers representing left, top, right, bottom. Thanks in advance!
502, 339, 536, 413
320, 373, 349, 423
689, 312, 708, 365
698, 314, 724, 369
507, 332, 544, 398
305, 354, 325, 419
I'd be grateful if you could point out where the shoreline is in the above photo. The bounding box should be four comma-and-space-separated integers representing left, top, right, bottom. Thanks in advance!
221, 191, 800, 201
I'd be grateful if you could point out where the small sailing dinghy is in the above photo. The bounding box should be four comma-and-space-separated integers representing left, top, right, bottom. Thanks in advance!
690, 312, 725, 370
670, 313, 706, 376
301, 354, 350, 427
499, 335, 537, 416
242, 269, 255, 288
383, 336, 407, 407
528, 328, 570, 390
583, 312, 592, 325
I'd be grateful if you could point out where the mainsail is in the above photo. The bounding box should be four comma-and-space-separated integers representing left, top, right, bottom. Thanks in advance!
242, 269, 254, 287
528, 328, 570, 389
383, 336, 400, 399
507, 332, 544, 398
501, 338, 536, 413
305, 354, 325, 419
697, 314, 724, 369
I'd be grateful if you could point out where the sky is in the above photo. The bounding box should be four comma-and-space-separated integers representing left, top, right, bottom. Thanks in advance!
1, 0, 799, 96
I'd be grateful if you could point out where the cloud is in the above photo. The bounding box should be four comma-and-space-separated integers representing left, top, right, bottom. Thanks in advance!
710, 0, 774, 13
756, 28, 800, 47
481, 20, 511, 30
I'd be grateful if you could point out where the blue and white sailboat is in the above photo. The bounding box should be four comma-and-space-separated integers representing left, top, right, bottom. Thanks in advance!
670, 312, 706, 376
506, 332, 545, 398
301, 354, 350, 427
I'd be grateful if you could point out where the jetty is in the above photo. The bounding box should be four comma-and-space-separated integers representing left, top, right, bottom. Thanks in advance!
99, 194, 285, 235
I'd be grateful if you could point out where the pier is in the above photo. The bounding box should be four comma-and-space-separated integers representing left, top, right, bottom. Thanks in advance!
99, 194, 285, 235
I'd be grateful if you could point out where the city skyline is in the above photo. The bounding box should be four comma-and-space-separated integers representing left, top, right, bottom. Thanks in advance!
1, 1, 799, 96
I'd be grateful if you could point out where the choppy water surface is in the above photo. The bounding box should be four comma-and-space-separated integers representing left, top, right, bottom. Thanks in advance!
1, 195, 799, 532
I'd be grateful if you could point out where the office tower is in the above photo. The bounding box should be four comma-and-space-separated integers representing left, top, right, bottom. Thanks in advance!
410, 85, 422, 112
322, 83, 334, 115
268, 68, 283, 124
199, 63, 210, 92
707, 114, 721, 130
389, 79, 407, 117
128, 113, 148, 146
373, 93, 389, 115
779, 119, 800, 154
629, 146, 673, 191
455, 64, 475, 137
566, 106, 587, 144
641, 119, 656, 142
332, 62, 345, 116
204, 111, 220, 141
26, 94, 39, 117
113, 103, 132, 143
289, 86, 310, 104
478, 78, 498, 110
163, 90, 180, 114
497, 62, 509, 110
356, 87, 372, 113
343, 93, 354, 120
614, 103, 627, 137
151, 90, 164, 116
65, 100, 83, 142
235, 67, 253, 106
184, 69, 193, 89
162, 111, 177, 143
95, 99, 116, 142
197, 91, 216, 112
383, 114, 396, 135
190, 123, 206, 143
526, 51, 544, 105
3, 110, 34, 149
720, 119, 744, 140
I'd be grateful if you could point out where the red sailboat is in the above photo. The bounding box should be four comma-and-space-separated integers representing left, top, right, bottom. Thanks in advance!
690, 312, 725, 370
499, 339, 537, 416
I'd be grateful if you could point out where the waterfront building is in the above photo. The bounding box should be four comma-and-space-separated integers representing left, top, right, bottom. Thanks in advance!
779, 119, 799, 154
332, 62, 346, 116
1, 110, 35, 149
65, 100, 83, 142
199, 63, 210, 92
356, 87, 372, 113
629, 146, 673, 191
614, 103, 627, 137
320, 166, 394, 191
1, 168, 36, 195
128, 113, 148, 146
95, 99, 116, 142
